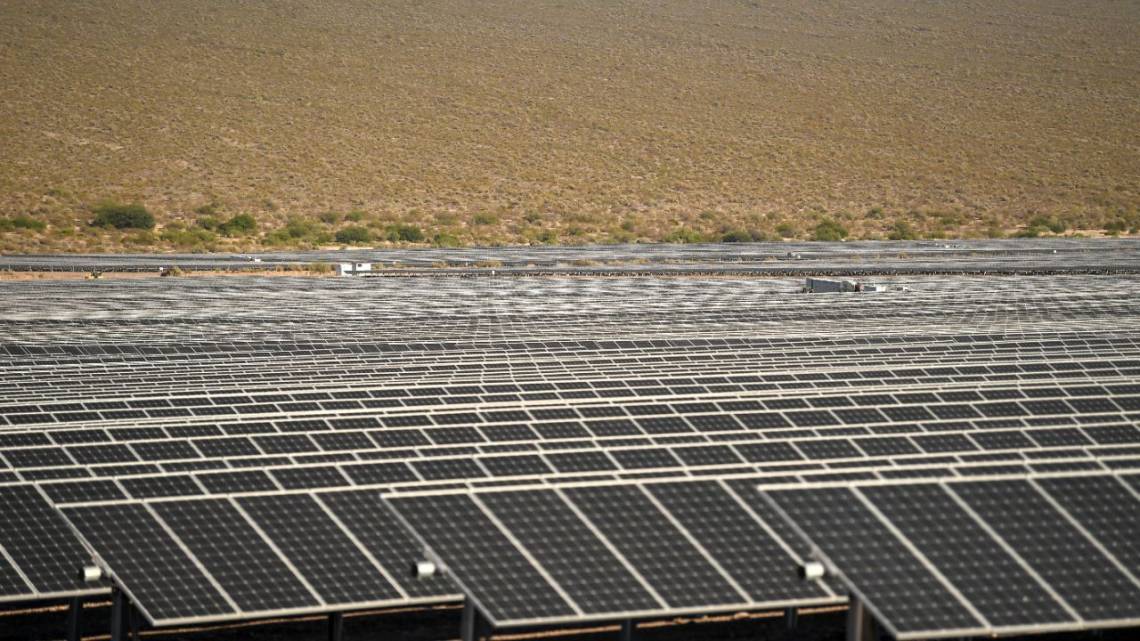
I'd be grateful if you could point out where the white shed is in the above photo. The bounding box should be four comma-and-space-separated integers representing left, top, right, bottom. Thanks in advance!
335, 262, 373, 277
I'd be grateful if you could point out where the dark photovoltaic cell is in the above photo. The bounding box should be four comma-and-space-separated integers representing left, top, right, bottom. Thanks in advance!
478, 489, 661, 613
949, 479, 1140, 621
61, 503, 234, 621
1032, 476, 1140, 582
195, 470, 279, 494
723, 478, 814, 561
150, 499, 319, 612
0, 554, 30, 597
562, 485, 744, 609
120, 475, 203, 499
39, 479, 127, 504
859, 484, 1073, 628
0, 485, 97, 594
387, 493, 575, 623
645, 481, 831, 603
315, 490, 457, 598
237, 494, 401, 604
479, 455, 553, 477
766, 487, 983, 636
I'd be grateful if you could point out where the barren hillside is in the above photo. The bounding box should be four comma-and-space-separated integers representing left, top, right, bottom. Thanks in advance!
1, 0, 1137, 251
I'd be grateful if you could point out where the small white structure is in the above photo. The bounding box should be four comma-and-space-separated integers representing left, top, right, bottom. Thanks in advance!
335, 262, 372, 277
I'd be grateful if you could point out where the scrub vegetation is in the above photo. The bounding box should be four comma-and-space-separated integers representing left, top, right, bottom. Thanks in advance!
1, 0, 1137, 252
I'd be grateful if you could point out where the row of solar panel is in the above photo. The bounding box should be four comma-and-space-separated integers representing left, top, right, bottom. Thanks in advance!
5, 375, 1138, 423
765, 474, 1140, 638
382, 472, 1140, 637
55, 477, 842, 626
4, 329, 1131, 362
8, 339, 1130, 398
2, 328, 1129, 371
4, 338, 1131, 388
3, 396, 1137, 468
6, 328, 1130, 369
16, 441, 1129, 504
3, 403, 1137, 482
8, 363, 1133, 421
4, 409, 1138, 484
0, 482, 459, 613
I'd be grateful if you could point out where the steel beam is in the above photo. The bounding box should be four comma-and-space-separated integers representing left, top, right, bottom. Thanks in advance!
461, 601, 478, 641
110, 589, 128, 641
619, 619, 635, 640
328, 612, 344, 641
784, 606, 799, 631
66, 597, 82, 641
846, 596, 875, 641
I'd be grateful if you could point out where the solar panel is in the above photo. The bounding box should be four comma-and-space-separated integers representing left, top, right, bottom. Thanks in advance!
149, 499, 320, 612
60, 503, 235, 623
762, 475, 1140, 639
236, 494, 403, 604
0, 485, 104, 599
476, 489, 662, 614
390, 492, 576, 623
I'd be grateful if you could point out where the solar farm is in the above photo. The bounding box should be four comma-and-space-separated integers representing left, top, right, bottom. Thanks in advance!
1, 241, 1140, 641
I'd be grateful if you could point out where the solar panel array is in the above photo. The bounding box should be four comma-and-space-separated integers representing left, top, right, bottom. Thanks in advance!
2, 238, 1138, 273
1, 264, 1138, 636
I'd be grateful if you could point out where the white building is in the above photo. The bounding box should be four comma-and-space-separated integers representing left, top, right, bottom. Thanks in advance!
335, 262, 372, 277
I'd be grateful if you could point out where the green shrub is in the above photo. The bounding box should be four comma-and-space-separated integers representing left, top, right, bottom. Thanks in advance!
220, 213, 257, 235
472, 212, 498, 225
775, 222, 796, 238
92, 202, 154, 230
1027, 215, 1066, 235
887, 221, 917, 240
194, 202, 220, 216
663, 228, 707, 243
1104, 219, 1128, 235
432, 231, 462, 247
0, 215, 46, 232
335, 226, 372, 244
160, 227, 216, 248
812, 219, 848, 241
720, 229, 754, 243
385, 224, 424, 242
197, 215, 223, 231
344, 210, 365, 222
199, 213, 257, 236
318, 211, 340, 224
266, 217, 325, 245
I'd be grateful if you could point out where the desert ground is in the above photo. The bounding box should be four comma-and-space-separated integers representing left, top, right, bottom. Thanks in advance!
1, 0, 1138, 252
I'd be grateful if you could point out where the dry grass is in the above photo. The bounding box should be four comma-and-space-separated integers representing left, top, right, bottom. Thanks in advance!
1, 0, 1138, 252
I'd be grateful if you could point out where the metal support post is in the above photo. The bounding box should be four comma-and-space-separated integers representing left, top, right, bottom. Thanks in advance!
110, 589, 128, 641
66, 597, 82, 641
846, 596, 875, 641
129, 604, 140, 641
619, 619, 635, 640
784, 606, 799, 631
461, 601, 478, 641
328, 612, 344, 641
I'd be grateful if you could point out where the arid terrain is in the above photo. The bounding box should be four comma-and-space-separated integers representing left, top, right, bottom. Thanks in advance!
1, 0, 1138, 252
